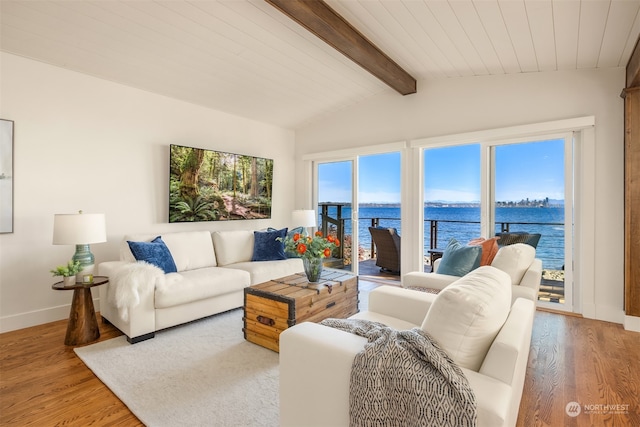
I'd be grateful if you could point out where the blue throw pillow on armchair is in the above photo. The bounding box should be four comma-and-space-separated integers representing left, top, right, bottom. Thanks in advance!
252, 228, 288, 261
437, 238, 482, 277
127, 236, 177, 273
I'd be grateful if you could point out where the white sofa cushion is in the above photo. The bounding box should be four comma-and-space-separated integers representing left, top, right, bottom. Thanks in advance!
491, 243, 535, 285
224, 258, 303, 285
154, 267, 250, 309
161, 231, 217, 271
421, 266, 512, 371
121, 231, 217, 271
212, 230, 254, 266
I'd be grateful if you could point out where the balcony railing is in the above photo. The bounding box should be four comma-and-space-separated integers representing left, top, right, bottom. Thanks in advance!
319, 203, 565, 271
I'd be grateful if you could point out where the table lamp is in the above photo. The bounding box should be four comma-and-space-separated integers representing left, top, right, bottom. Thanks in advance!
291, 209, 317, 236
53, 210, 106, 276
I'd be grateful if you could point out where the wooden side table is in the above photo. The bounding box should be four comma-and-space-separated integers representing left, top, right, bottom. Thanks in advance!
52, 276, 108, 346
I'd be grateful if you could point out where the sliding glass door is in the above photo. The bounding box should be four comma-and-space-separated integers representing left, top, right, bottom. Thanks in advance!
316, 152, 401, 276
358, 152, 402, 275
317, 161, 355, 273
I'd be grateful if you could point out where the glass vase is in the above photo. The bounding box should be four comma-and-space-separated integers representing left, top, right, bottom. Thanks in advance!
303, 257, 323, 283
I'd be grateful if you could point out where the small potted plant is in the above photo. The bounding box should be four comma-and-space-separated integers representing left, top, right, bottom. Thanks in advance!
50, 260, 82, 286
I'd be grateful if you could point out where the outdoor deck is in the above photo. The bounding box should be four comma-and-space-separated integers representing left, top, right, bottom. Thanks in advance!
354, 257, 565, 304
320, 202, 567, 305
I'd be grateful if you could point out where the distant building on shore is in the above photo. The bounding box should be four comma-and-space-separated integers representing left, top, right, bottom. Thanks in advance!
424, 197, 564, 208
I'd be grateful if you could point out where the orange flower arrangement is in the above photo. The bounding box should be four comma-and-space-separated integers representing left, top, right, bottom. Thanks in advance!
281, 231, 339, 260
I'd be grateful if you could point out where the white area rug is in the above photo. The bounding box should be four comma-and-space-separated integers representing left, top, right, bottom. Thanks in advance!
74, 309, 279, 427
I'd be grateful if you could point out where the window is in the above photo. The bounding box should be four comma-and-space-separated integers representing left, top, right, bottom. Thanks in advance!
308, 116, 592, 312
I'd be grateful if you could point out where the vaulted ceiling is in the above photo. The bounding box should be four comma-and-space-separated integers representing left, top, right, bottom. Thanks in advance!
1, 0, 639, 129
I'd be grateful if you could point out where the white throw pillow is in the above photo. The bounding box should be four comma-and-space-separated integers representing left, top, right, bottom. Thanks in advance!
212, 230, 254, 266
491, 243, 536, 285
421, 266, 512, 371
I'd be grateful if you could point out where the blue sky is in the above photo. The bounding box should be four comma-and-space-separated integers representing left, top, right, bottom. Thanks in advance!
493, 139, 565, 202
318, 139, 565, 204
319, 152, 401, 203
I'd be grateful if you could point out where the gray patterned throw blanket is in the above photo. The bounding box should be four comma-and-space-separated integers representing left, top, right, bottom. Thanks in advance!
320, 318, 477, 427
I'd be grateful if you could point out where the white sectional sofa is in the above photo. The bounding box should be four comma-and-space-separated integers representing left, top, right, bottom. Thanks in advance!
404, 242, 543, 303
280, 266, 536, 427
98, 229, 303, 343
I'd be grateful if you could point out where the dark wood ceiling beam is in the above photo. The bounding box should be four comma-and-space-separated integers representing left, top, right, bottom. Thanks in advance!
627, 35, 640, 88
265, 0, 416, 95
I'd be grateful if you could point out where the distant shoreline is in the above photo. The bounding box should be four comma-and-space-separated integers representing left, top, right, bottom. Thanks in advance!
321, 201, 565, 208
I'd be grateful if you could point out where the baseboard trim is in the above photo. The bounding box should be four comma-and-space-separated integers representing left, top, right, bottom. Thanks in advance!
0, 297, 100, 334
581, 302, 596, 319
594, 304, 626, 325
624, 315, 640, 332
536, 306, 583, 317
579, 303, 625, 326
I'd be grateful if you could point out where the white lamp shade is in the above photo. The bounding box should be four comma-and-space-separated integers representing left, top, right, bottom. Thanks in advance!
291, 210, 317, 228
53, 213, 107, 245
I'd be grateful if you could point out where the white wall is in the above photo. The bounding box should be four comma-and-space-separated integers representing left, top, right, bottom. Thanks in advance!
0, 53, 296, 332
295, 68, 627, 326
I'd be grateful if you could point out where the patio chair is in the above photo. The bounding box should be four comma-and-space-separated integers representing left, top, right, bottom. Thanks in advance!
369, 227, 401, 274
496, 232, 541, 248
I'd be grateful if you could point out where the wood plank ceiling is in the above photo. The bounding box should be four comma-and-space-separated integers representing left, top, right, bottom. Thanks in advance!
266, 0, 416, 95
1, 0, 639, 129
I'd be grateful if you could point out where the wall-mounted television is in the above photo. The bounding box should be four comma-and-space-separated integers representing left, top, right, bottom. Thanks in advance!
169, 144, 273, 222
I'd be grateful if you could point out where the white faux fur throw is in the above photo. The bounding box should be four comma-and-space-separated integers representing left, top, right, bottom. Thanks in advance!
108, 261, 166, 322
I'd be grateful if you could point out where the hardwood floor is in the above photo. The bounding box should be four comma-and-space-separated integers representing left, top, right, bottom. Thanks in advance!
0, 316, 141, 426
518, 308, 640, 427
1, 281, 638, 426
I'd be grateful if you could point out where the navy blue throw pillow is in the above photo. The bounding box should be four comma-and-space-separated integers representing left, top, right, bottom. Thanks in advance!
252, 228, 288, 261
127, 236, 177, 273
437, 238, 482, 277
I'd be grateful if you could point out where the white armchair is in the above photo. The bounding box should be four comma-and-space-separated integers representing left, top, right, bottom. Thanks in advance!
404, 242, 542, 303
280, 266, 536, 427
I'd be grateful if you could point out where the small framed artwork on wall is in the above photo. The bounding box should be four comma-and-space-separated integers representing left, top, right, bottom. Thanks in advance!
0, 119, 14, 234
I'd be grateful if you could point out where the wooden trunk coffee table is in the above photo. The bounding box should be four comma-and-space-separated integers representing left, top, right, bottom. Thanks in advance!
243, 269, 359, 352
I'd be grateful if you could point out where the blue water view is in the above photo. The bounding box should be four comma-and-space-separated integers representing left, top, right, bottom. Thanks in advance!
319, 206, 566, 270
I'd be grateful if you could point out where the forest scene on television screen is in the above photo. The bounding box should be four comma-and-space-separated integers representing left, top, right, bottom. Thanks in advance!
169, 145, 273, 222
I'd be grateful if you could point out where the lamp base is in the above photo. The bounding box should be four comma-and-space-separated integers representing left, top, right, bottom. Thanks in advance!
72, 244, 95, 275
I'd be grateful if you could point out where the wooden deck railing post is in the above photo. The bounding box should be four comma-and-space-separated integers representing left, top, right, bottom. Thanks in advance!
338, 219, 345, 259
321, 204, 329, 237
320, 203, 345, 260
430, 220, 438, 249
370, 218, 378, 257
